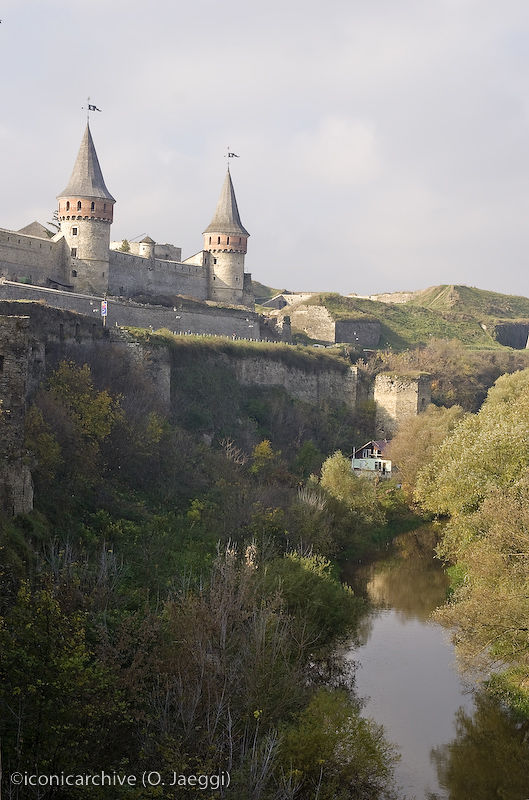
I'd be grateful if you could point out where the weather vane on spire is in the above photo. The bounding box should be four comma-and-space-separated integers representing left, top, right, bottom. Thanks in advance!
82, 97, 102, 122
225, 146, 240, 171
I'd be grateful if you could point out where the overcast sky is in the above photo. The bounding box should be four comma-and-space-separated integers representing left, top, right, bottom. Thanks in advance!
2, 0, 529, 296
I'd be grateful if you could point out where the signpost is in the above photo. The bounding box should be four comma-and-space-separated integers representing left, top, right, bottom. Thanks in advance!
101, 299, 107, 327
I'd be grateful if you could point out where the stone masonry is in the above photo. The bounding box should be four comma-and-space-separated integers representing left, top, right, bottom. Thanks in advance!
374, 372, 431, 438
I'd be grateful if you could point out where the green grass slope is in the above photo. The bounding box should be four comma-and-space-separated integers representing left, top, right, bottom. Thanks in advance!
307, 293, 503, 350
408, 285, 529, 321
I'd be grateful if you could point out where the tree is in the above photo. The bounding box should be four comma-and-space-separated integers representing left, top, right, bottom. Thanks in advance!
386, 404, 466, 499
280, 688, 399, 800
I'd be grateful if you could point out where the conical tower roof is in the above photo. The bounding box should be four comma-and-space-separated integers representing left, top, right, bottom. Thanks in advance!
203, 169, 249, 237
57, 123, 115, 202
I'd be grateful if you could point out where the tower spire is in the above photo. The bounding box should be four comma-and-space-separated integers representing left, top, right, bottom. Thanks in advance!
203, 169, 249, 237
58, 123, 115, 202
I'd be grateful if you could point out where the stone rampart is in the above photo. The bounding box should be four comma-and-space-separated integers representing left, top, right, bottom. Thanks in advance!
0, 228, 68, 285
374, 372, 431, 437
0, 281, 263, 339
231, 356, 357, 409
108, 250, 208, 300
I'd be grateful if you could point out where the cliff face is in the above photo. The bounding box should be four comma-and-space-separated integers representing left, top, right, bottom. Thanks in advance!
0, 316, 33, 514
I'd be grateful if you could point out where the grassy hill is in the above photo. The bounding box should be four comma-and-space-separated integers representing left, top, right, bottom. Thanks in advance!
407, 285, 529, 321
305, 292, 505, 350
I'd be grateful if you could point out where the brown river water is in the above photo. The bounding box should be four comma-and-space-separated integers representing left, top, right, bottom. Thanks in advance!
344, 526, 529, 800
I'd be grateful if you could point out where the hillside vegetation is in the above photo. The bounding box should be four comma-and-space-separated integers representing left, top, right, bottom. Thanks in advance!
408, 284, 529, 320
296, 285, 529, 351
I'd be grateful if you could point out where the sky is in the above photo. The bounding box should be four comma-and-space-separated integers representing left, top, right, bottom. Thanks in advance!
2, 0, 529, 297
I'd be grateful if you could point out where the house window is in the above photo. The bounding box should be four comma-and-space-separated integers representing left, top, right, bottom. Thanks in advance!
72, 227, 78, 236
77, 201, 82, 211
71, 269, 77, 277
71, 248, 77, 257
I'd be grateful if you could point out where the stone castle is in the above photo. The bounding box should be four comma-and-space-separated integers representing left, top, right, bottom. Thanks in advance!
0, 123, 254, 311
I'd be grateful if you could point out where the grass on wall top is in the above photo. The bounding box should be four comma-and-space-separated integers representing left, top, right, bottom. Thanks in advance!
123, 327, 352, 373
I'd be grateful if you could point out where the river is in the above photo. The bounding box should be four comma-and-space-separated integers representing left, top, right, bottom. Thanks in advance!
344, 525, 529, 800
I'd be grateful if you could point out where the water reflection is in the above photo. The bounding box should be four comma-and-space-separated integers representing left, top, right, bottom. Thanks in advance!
350, 525, 450, 623
348, 526, 529, 800
429, 691, 529, 800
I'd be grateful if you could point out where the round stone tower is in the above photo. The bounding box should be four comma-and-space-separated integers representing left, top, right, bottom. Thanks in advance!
203, 168, 249, 305
57, 123, 115, 295
139, 235, 155, 259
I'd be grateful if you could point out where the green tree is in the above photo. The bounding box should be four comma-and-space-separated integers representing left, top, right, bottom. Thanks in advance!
280, 688, 399, 800
387, 404, 466, 499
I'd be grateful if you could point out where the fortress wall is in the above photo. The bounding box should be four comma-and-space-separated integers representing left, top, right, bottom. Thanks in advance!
0, 282, 263, 340
289, 305, 336, 342
374, 373, 431, 437
334, 319, 381, 347
230, 357, 357, 409
0, 229, 66, 284
492, 321, 529, 349
108, 251, 208, 300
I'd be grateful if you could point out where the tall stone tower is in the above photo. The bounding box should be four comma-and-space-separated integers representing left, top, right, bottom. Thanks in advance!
57, 124, 115, 295
203, 168, 249, 305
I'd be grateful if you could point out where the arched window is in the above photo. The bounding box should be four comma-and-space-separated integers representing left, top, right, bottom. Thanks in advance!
227, 236, 230, 245
66, 201, 70, 211
209, 237, 211, 245
77, 200, 82, 211
217, 236, 221, 244
91, 201, 95, 211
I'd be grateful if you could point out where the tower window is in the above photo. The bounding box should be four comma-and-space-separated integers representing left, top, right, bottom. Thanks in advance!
71, 268, 77, 277
239, 237, 242, 244
104, 203, 107, 211
213, 258, 217, 264
217, 236, 220, 244
72, 227, 78, 236
209, 236, 211, 244
77, 201, 82, 211
71, 248, 77, 257
227, 236, 230, 244
66, 201, 70, 211
91, 201, 95, 211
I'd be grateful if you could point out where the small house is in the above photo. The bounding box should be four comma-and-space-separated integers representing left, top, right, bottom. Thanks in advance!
351, 439, 392, 478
